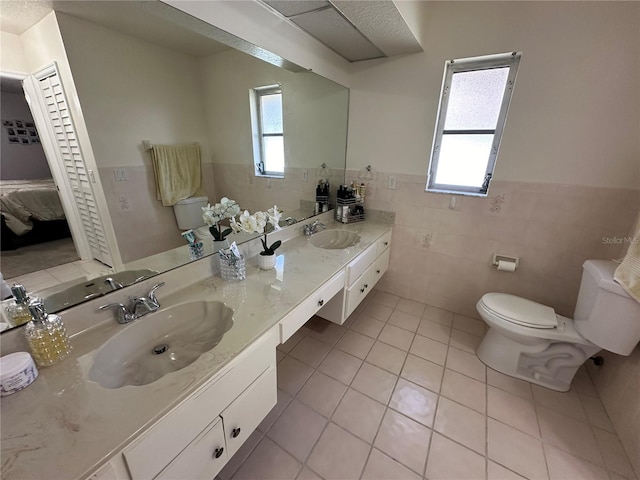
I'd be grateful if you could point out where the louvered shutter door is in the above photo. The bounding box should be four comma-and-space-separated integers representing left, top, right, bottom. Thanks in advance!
37, 70, 113, 266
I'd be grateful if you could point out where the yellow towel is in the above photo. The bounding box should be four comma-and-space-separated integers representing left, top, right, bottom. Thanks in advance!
614, 213, 640, 303
151, 144, 204, 206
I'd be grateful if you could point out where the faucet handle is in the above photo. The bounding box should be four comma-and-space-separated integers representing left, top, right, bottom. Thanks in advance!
99, 302, 134, 324
147, 282, 165, 308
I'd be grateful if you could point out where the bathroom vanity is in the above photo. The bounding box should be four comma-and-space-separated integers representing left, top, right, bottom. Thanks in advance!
0, 216, 392, 480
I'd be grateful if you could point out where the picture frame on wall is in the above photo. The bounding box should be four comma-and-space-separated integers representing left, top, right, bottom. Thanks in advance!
20, 137, 30, 144
15, 128, 27, 136
15, 120, 24, 128
3, 119, 39, 145
3, 120, 14, 127
25, 121, 35, 128
8, 136, 20, 144
7, 127, 15, 136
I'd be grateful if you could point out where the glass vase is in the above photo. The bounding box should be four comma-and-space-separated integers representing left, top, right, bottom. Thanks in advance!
220, 254, 246, 281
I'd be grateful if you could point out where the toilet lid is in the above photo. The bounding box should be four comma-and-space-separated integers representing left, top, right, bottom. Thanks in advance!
480, 293, 558, 329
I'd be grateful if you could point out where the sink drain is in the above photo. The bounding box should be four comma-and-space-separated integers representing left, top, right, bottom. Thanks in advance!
152, 344, 168, 355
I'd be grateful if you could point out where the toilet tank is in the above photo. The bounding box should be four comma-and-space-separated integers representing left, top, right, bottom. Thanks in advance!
172, 196, 208, 230
573, 260, 640, 355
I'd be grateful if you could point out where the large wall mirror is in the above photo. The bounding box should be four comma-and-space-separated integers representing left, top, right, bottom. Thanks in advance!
0, 1, 348, 330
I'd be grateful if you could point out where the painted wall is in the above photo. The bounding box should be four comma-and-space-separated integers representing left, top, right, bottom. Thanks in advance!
0, 91, 52, 179
0, 31, 28, 74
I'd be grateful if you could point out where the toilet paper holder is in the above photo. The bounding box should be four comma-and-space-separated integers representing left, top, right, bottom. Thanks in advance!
491, 254, 519, 269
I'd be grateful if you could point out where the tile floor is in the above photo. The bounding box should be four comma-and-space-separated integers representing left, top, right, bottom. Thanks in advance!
8, 259, 114, 293
218, 290, 637, 480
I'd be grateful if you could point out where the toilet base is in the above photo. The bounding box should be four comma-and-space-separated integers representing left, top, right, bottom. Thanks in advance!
477, 328, 600, 391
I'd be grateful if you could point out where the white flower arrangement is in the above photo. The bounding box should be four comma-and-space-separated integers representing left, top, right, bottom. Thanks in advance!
230, 205, 283, 255
202, 197, 241, 241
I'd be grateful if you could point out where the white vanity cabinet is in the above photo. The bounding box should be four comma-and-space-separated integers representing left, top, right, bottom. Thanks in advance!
101, 327, 278, 480
318, 229, 392, 325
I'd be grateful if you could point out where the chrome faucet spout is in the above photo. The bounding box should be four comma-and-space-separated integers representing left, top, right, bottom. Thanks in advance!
104, 277, 124, 290
98, 282, 165, 324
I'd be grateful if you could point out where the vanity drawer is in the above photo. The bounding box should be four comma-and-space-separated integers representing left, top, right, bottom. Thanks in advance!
280, 271, 345, 343
122, 328, 277, 480
345, 264, 375, 319
376, 230, 392, 257
156, 417, 227, 480
346, 244, 377, 287
221, 365, 277, 458
373, 247, 391, 286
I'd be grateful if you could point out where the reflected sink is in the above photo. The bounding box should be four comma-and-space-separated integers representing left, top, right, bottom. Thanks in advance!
310, 229, 361, 249
89, 301, 233, 389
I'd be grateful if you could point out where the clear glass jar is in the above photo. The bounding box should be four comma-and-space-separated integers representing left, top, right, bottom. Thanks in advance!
25, 299, 72, 367
220, 255, 246, 282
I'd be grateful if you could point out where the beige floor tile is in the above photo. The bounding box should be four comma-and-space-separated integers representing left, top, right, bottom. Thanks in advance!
445, 347, 486, 382
401, 354, 444, 394
276, 350, 286, 363
306, 318, 347, 346
378, 324, 415, 351
278, 329, 307, 353
581, 395, 615, 432
295, 466, 322, 480
544, 444, 609, 480
487, 368, 532, 399
370, 290, 401, 308
388, 310, 421, 332
449, 328, 482, 354
426, 433, 486, 480
487, 386, 539, 438
307, 423, 370, 480
572, 366, 599, 398
532, 385, 588, 423
396, 298, 426, 317
441, 368, 486, 414
277, 356, 314, 395
335, 330, 375, 359
218, 429, 263, 480
374, 409, 431, 475
366, 341, 407, 375
232, 436, 301, 480
350, 314, 385, 338
258, 389, 292, 433
593, 427, 636, 478
317, 349, 362, 385
410, 334, 448, 365
361, 302, 394, 322
288, 336, 332, 368
537, 406, 604, 466
390, 378, 438, 427
296, 371, 348, 418
452, 313, 486, 336
267, 400, 327, 462
332, 388, 386, 443
361, 448, 422, 480
487, 418, 548, 480
422, 305, 454, 326
352, 362, 398, 405
434, 397, 485, 454
487, 461, 527, 480
417, 318, 451, 345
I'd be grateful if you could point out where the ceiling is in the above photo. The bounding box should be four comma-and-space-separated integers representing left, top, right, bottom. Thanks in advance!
262, 0, 423, 62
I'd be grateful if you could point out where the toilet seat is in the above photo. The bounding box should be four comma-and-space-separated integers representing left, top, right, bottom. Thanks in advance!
479, 293, 558, 329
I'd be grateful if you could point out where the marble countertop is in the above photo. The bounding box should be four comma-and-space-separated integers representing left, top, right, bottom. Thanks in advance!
1, 219, 392, 480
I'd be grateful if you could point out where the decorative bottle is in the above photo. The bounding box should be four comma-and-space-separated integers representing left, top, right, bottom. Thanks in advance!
24, 298, 72, 367
5, 284, 32, 327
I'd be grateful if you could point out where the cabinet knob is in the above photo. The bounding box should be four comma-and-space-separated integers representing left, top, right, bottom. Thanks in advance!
232, 427, 241, 438
318, 299, 324, 306
213, 447, 224, 459
384, 242, 389, 246
360, 287, 366, 293
376, 269, 381, 274
364, 284, 369, 289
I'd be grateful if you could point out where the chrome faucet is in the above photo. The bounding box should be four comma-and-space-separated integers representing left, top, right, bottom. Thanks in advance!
104, 277, 124, 290
99, 282, 165, 324
284, 216, 298, 226
303, 220, 327, 236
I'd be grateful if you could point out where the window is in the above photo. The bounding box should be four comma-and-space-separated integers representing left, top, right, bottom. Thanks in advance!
426, 52, 521, 196
250, 85, 285, 178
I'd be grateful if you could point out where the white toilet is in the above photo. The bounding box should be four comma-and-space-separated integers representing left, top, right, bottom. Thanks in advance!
476, 259, 640, 391
172, 196, 210, 241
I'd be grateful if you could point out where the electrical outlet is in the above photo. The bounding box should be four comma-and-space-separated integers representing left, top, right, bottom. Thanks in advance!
387, 175, 397, 190
114, 168, 128, 182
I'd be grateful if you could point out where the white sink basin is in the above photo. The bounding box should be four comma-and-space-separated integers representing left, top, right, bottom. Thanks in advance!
310, 229, 361, 249
89, 301, 233, 389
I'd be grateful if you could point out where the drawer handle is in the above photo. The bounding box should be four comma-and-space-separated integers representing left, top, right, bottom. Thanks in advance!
232, 427, 241, 438
318, 299, 324, 306
360, 287, 366, 293
214, 447, 224, 459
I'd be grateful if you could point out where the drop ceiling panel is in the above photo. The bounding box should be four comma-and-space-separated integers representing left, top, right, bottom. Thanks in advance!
291, 7, 384, 62
263, 1, 330, 17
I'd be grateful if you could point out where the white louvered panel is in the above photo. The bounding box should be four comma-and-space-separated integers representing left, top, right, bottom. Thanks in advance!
37, 68, 113, 266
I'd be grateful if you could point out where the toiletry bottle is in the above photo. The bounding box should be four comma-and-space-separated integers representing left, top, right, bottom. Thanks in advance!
24, 298, 72, 367
5, 284, 32, 327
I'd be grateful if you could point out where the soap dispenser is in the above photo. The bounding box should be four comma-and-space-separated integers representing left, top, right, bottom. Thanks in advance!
24, 297, 72, 367
5, 284, 32, 327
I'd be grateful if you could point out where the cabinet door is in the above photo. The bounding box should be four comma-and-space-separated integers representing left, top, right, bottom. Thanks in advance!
346, 244, 377, 286
220, 366, 277, 458
156, 417, 227, 480
373, 247, 391, 287
344, 264, 375, 319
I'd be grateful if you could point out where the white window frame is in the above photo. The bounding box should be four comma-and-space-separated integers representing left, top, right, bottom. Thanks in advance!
426, 52, 521, 196
250, 84, 285, 178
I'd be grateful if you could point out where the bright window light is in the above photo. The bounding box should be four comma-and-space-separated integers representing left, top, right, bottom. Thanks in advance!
250, 85, 285, 178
